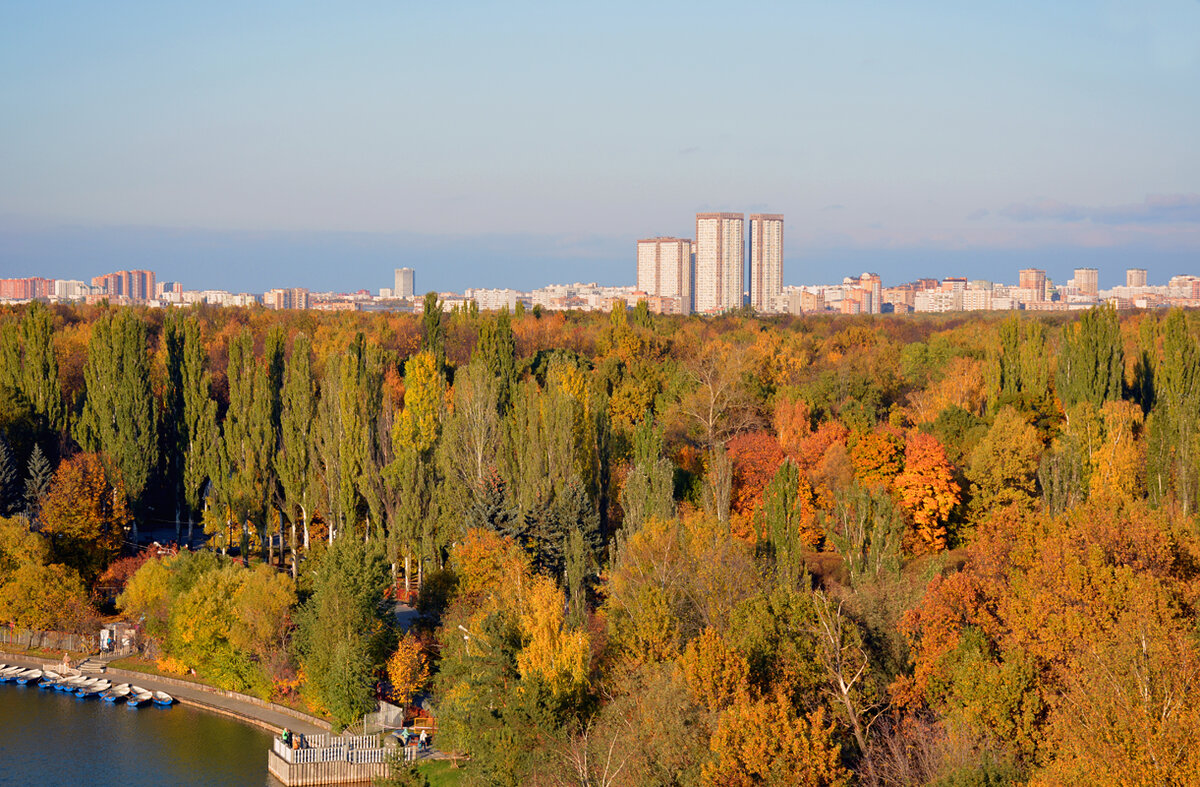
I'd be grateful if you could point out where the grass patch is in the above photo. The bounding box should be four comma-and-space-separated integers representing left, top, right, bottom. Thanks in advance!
418, 760, 467, 787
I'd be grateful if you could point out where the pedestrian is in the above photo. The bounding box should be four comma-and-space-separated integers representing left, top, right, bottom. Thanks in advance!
418, 730, 427, 752
281, 729, 291, 748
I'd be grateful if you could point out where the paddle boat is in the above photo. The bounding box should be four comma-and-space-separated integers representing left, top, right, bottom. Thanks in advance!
76, 679, 110, 698
102, 684, 131, 703
126, 687, 152, 707
56, 675, 85, 692
15, 669, 43, 685
0, 666, 23, 682
38, 670, 62, 689
152, 690, 175, 707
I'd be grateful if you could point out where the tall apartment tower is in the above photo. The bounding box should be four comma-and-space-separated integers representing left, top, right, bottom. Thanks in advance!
394, 268, 415, 299
1127, 268, 1148, 288
1019, 268, 1047, 301
749, 214, 784, 312
694, 213, 744, 313
1074, 267, 1099, 297
637, 237, 693, 314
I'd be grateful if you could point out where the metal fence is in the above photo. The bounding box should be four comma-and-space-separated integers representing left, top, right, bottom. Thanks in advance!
0, 628, 97, 653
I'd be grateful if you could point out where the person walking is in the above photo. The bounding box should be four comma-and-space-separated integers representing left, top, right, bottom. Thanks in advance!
418, 730, 428, 752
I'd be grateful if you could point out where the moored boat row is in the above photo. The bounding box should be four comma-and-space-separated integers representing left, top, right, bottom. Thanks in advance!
0, 663, 174, 707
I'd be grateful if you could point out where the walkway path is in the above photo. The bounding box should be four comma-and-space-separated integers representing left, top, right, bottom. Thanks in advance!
0, 651, 327, 736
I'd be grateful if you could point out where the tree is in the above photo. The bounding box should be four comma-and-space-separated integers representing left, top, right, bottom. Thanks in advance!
22, 444, 52, 524
180, 314, 219, 544
1055, 304, 1124, 411
75, 309, 158, 527
894, 433, 960, 553
966, 407, 1042, 517
1147, 309, 1200, 513
39, 452, 129, 582
278, 333, 315, 565
386, 632, 430, 707
0, 302, 65, 435
701, 696, 850, 787
0, 437, 18, 517
294, 534, 389, 728
116, 556, 173, 639
421, 292, 445, 364
0, 560, 90, 635
985, 316, 1052, 416
476, 308, 517, 414
618, 420, 675, 534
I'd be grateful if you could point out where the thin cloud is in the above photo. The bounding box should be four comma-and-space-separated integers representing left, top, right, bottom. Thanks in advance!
999, 193, 1200, 225
966, 208, 990, 220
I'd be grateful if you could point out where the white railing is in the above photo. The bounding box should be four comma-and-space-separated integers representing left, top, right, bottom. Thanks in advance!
273, 732, 391, 766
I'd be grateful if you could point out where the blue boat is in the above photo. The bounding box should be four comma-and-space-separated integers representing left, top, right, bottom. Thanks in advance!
15, 669, 43, 685
151, 691, 175, 707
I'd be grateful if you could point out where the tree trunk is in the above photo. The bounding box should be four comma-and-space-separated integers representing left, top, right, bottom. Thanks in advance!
404, 554, 411, 597
302, 504, 310, 551
291, 518, 298, 579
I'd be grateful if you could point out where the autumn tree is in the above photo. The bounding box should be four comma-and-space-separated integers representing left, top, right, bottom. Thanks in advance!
893, 432, 960, 553
702, 696, 850, 787
618, 419, 675, 534
180, 314, 219, 544
277, 333, 315, 566
966, 407, 1042, 518
39, 452, 129, 582
386, 632, 430, 707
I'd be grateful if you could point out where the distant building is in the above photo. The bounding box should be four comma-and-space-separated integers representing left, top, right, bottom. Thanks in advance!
1127, 268, 1148, 288
636, 237, 693, 314
0, 277, 54, 300
53, 279, 90, 301
1018, 269, 1047, 301
694, 213, 744, 313
263, 288, 310, 310
749, 214, 784, 312
92, 269, 156, 302
465, 288, 525, 311
394, 268, 415, 299
1074, 267, 1099, 297
858, 272, 882, 314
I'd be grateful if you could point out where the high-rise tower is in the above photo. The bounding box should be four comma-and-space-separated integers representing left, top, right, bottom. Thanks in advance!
637, 237, 693, 314
394, 268, 415, 299
694, 213, 744, 313
749, 214, 783, 312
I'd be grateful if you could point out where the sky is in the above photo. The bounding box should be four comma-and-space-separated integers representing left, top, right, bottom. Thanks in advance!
1, 1, 1199, 293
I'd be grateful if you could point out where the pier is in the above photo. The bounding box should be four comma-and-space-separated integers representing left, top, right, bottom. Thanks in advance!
267, 732, 395, 786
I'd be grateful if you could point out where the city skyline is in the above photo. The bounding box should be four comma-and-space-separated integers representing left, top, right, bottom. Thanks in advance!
2, 3, 1198, 291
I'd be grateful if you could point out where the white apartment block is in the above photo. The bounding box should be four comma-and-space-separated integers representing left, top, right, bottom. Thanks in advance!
465, 288, 525, 312
53, 280, 90, 301
913, 290, 962, 313
694, 213, 744, 313
394, 268, 415, 299
749, 214, 783, 312
637, 237, 693, 314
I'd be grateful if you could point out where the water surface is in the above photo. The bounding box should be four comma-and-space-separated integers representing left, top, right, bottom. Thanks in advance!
0, 680, 281, 786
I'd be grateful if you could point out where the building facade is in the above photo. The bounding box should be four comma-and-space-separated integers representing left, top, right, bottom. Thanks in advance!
1127, 268, 1148, 288
694, 213, 744, 313
1018, 269, 1047, 301
394, 268, 415, 299
91, 269, 156, 302
0, 277, 55, 300
1074, 267, 1099, 297
636, 237, 693, 314
749, 214, 783, 312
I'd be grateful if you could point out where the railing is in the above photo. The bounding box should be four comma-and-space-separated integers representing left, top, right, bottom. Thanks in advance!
272, 732, 390, 766
0, 627, 96, 653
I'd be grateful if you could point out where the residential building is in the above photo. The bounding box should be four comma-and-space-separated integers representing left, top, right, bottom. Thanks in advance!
92, 269, 156, 302
1018, 269, 1047, 301
858, 272, 882, 314
53, 279, 90, 301
749, 214, 783, 312
694, 213, 744, 313
0, 277, 55, 300
636, 237, 693, 314
1127, 268, 1148, 288
1074, 268, 1099, 297
263, 288, 310, 310
394, 268, 415, 299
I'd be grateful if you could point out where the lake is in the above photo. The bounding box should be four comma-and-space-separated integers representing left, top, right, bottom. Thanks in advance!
0, 680, 281, 786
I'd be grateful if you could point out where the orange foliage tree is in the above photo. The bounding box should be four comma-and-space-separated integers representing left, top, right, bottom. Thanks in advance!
386, 632, 430, 707
728, 431, 786, 540
849, 428, 905, 490
893, 433, 961, 553
39, 452, 130, 582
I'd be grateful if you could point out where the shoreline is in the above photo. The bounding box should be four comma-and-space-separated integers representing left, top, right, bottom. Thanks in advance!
0, 650, 330, 736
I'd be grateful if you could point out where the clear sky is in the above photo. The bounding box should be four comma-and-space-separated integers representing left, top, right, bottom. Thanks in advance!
2, 1, 1198, 292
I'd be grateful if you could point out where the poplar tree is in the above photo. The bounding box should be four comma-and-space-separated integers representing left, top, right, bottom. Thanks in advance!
75, 310, 158, 540
1147, 309, 1200, 512
181, 315, 219, 544
1056, 304, 1124, 412
476, 308, 517, 413
18, 302, 65, 434
161, 311, 187, 538
618, 419, 674, 534
985, 315, 1052, 416
278, 333, 315, 566
421, 291, 445, 366
213, 331, 273, 563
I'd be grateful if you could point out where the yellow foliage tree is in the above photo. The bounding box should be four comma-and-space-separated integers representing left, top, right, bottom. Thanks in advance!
393, 350, 446, 455
386, 632, 430, 707
894, 432, 961, 553
680, 626, 749, 709
701, 697, 850, 787
516, 575, 590, 693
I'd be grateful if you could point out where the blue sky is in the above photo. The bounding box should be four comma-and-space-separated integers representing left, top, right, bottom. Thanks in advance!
2, 1, 1198, 292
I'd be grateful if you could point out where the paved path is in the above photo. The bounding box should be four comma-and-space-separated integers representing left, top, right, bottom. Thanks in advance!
0, 652, 326, 736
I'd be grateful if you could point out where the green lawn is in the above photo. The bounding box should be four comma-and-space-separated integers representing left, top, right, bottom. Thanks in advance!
419, 760, 467, 786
